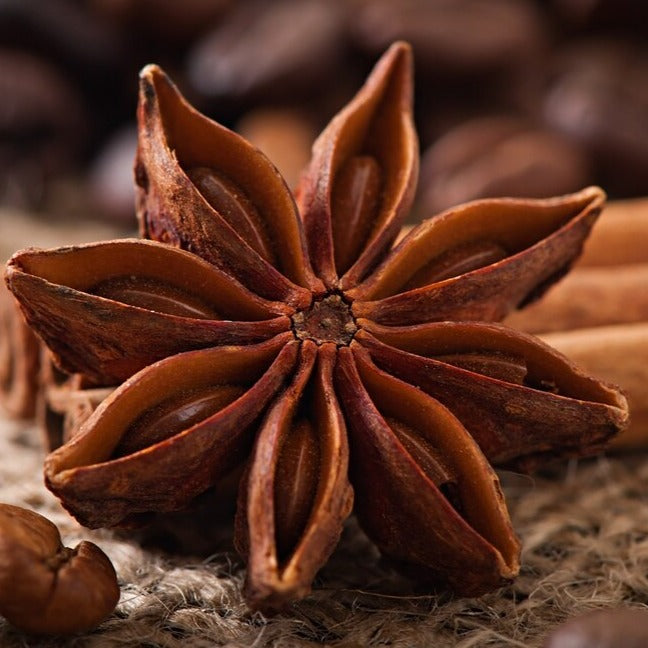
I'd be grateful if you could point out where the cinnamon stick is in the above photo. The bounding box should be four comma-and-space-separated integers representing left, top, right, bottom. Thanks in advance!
40, 372, 112, 450
578, 196, 648, 267
505, 264, 648, 333
0, 272, 40, 418
540, 323, 648, 450
1, 209, 122, 432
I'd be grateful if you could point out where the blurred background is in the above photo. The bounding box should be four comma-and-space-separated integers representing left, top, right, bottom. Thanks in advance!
1, 0, 648, 234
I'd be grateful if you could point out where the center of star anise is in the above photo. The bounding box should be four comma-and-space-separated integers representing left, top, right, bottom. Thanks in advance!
291, 294, 357, 346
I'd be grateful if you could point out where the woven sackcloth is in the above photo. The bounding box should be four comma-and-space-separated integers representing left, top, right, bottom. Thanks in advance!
1, 414, 648, 648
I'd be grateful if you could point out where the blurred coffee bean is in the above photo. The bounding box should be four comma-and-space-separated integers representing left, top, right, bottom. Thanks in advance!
0, 0, 126, 97
552, 0, 648, 34
352, 0, 546, 74
88, 125, 137, 227
418, 116, 590, 215
0, 50, 88, 209
186, 0, 347, 105
236, 109, 316, 190
352, 0, 549, 136
90, 0, 231, 48
543, 40, 648, 196
544, 608, 648, 648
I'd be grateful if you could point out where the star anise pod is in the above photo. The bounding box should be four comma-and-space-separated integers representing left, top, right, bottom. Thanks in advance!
4, 42, 628, 611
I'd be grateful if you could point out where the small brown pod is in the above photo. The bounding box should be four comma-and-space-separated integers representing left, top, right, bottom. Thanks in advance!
0, 504, 119, 635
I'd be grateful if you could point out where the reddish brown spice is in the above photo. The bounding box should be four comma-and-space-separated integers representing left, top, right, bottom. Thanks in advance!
4, 43, 628, 611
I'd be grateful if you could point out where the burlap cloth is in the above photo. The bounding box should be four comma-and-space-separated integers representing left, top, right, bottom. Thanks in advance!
2, 210, 648, 647
1, 414, 647, 648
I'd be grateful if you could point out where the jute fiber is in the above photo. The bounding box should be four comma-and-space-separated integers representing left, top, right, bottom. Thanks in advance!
1, 416, 648, 647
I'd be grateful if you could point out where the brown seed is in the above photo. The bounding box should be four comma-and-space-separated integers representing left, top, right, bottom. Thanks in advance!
403, 240, 508, 290
394, 424, 466, 517
0, 503, 119, 635
273, 419, 320, 560
116, 384, 246, 456
91, 274, 221, 319
435, 351, 528, 384
332, 155, 382, 275
187, 167, 277, 264
387, 417, 452, 485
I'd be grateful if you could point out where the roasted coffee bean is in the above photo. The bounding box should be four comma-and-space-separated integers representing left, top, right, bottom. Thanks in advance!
543, 40, 648, 195
88, 126, 138, 227
553, 0, 648, 33
0, 0, 124, 83
352, 0, 545, 73
89, 0, 231, 46
418, 116, 590, 215
186, 0, 346, 104
0, 50, 88, 208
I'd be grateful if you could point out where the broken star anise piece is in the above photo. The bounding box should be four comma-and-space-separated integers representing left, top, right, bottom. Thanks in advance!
4, 42, 628, 611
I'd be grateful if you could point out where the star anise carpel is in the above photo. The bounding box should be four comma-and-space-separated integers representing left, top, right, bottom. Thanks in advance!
3, 42, 628, 611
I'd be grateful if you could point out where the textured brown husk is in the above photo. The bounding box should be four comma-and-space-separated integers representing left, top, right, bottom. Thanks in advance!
3, 42, 629, 611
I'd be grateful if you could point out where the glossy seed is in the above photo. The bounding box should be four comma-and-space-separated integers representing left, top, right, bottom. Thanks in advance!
403, 240, 508, 290
91, 275, 221, 319
387, 417, 452, 485
115, 385, 245, 456
388, 417, 467, 518
435, 352, 528, 384
187, 166, 277, 264
332, 155, 382, 275
274, 419, 320, 561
